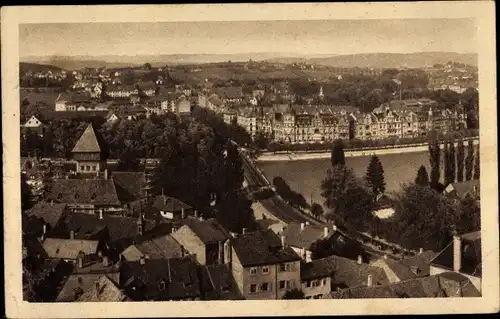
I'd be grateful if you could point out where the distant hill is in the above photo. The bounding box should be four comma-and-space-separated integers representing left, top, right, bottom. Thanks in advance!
20, 62, 64, 74
309, 52, 478, 68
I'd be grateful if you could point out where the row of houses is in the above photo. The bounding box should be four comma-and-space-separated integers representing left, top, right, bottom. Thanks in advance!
228, 99, 467, 143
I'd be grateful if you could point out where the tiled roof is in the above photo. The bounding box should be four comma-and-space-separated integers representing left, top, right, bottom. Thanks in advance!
217, 86, 243, 99
232, 230, 301, 267
77, 275, 129, 302
48, 179, 121, 206
43, 238, 99, 260
56, 272, 120, 302
111, 172, 146, 203
26, 202, 67, 228
72, 123, 106, 153
281, 222, 333, 250
202, 264, 244, 300
327, 272, 480, 299
121, 257, 201, 300
431, 231, 481, 277
179, 217, 229, 245
122, 234, 184, 260
301, 255, 389, 288
153, 195, 192, 212
398, 250, 438, 278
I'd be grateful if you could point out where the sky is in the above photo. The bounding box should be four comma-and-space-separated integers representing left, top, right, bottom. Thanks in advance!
19, 19, 477, 57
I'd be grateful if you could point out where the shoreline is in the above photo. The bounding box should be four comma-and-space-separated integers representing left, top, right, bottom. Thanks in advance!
256, 138, 479, 162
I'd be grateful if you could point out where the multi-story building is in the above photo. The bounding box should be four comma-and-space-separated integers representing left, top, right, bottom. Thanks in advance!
105, 84, 139, 99
230, 230, 302, 300
237, 107, 259, 137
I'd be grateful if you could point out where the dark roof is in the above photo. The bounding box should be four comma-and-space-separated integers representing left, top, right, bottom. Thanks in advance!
179, 217, 230, 245
445, 180, 480, 199
41, 110, 110, 121
217, 86, 243, 100
202, 264, 244, 300
111, 172, 146, 203
121, 257, 201, 300
122, 234, 184, 260
48, 179, 121, 206
431, 231, 481, 277
64, 213, 157, 243
153, 195, 192, 212
56, 272, 120, 302
71, 123, 106, 153
398, 250, 438, 278
77, 275, 130, 302
232, 230, 301, 267
301, 255, 389, 288
26, 202, 67, 228
281, 222, 333, 250
43, 238, 99, 259
327, 272, 481, 299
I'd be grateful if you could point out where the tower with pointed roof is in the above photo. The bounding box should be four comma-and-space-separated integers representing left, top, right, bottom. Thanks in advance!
318, 85, 324, 100
72, 123, 109, 175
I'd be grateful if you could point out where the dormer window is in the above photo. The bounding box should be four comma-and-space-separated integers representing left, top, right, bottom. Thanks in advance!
90, 193, 96, 201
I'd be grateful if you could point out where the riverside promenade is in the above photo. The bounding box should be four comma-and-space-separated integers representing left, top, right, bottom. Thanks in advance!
257, 137, 479, 162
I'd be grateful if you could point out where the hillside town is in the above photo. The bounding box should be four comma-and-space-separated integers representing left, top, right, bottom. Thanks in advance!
20, 57, 481, 302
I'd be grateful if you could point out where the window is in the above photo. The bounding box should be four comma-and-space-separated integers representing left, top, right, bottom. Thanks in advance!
92, 166, 96, 171
322, 278, 327, 286
306, 281, 311, 288
86, 165, 90, 171
262, 266, 269, 274
159, 281, 166, 291
312, 280, 319, 288
260, 283, 269, 292
250, 267, 257, 275
279, 280, 286, 290
250, 284, 257, 293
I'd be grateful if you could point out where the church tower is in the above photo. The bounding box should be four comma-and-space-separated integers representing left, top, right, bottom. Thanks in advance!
72, 123, 109, 176
318, 85, 324, 100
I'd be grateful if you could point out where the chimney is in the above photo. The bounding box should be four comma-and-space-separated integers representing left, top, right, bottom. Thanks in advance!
453, 234, 462, 273
181, 207, 185, 219
104, 169, 108, 180
281, 235, 286, 248
242, 228, 247, 235
77, 255, 84, 269
367, 274, 373, 287
51, 200, 54, 206
99, 209, 103, 220
383, 254, 388, 260
324, 227, 329, 238
332, 223, 337, 232
42, 223, 47, 235
102, 255, 109, 267
419, 248, 424, 255
305, 221, 310, 226
180, 245, 185, 257
218, 241, 224, 264
357, 255, 363, 265
194, 210, 198, 218
300, 223, 305, 230
140, 257, 146, 265
70, 230, 75, 239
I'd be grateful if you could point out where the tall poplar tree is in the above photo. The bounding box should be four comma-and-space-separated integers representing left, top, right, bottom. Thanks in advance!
473, 146, 480, 180
456, 138, 465, 182
443, 141, 452, 186
465, 139, 474, 181
331, 139, 346, 167
449, 140, 456, 184
428, 133, 441, 189
365, 155, 386, 195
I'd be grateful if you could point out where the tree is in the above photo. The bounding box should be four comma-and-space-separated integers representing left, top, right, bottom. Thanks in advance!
449, 140, 456, 184
365, 155, 386, 195
331, 139, 346, 167
456, 138, 465, 182
21, 174, 33, 210
473, 146, 480, 180
465, 140, 474, 180
321, 166, 374, 231
311, 203, 324, 218
215, 190, 255, 233
393, 183, 460, 251
443, 141, 453, 186
415, 165, 429, 186
143, 63, 152, 70
428, 133, 441, 189
282, 288, 305, 300
117, 148, 140, 171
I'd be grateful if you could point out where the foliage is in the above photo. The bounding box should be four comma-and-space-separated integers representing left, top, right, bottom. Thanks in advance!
428, 132, 441, 189
391, 183, 460, 251
321, 166, 374, 231
456, 138, 465, 182
331, 139, 346, 167
473, 146, 480, 180
117, 148, 140, 171
415, 165, 430, 186
443, 141, 453, 186
273, 177, 309, 210
281, 288, 305, 300
21, 174, 33, 210
365, 155, 386, 195
215, 190, 255, 233
465, 139, 474, 181
311, 203, 324, 218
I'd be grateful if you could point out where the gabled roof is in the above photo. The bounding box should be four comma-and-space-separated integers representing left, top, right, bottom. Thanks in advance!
281, 222, 333, 250
122, 234, 184, 261
301, 255, 389, 288
43, 238, 99, 260
26, 202, 67, 228
111, 172, 146, 203
48, 179, 121, 206
202, 264, 244, 300
430, 231, 481, 277
153, 195, 192, 212
178, 217, 229, 245
71, 123, 106, 153
56, 271, 120, 302
77, 275, 130, 302
232, 230, 301, 267
121, 257, 201, 300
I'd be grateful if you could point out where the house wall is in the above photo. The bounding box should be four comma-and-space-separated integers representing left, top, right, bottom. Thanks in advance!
301, 276, 331, 299
171, 226, 206, 265
231, 248, 245, 296
276, 260, 301, 299
241, 263, 277, 300
429, 265, 482, 293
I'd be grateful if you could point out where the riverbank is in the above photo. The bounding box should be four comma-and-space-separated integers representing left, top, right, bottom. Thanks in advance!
257, 138, 479, 162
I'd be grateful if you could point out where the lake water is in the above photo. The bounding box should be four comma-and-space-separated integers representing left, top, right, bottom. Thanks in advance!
257, 151, 433, 206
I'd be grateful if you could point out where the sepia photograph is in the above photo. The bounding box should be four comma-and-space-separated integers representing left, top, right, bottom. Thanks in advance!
2, 2, 498, 318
